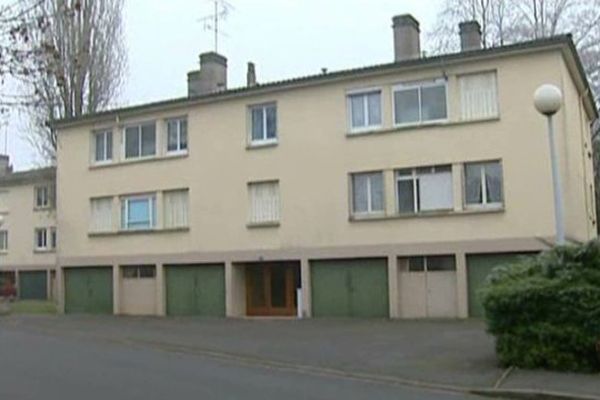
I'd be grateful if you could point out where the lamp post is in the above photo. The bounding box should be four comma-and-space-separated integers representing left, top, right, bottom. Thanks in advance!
534, 84, 565, 245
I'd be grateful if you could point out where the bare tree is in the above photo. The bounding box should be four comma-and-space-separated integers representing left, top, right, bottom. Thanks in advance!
24, 0, 127, 163
429, 0, 600, 102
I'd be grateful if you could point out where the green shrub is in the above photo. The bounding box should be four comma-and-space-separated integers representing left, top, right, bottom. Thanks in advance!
480, 241, 600, 372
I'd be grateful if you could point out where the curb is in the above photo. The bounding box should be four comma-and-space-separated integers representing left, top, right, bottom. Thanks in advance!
471, 388, 600, 400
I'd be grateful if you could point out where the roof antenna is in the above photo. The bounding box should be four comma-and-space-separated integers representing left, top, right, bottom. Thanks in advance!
199, 0, 234, 53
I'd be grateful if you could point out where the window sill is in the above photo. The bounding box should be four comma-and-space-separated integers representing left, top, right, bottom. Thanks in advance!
165, 150, 189, 157
348, 125, 383, 136
247, 141, 278, 150
89, 152, 188, 170
247, 221, 280, 229
34, 249, 56, 254
349, 207, 504, 222
33, 206, 54, 212
88, 226, 190, 237
346, 116, 500, 138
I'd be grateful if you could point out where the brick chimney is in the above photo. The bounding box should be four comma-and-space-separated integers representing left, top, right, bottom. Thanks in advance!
188, 52, 228, 96
459, 21, 482, 51
247, 62, 257, 87
392, 14, 421, 61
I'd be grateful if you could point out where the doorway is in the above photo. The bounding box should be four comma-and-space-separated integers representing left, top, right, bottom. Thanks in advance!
245, 262, 300, 316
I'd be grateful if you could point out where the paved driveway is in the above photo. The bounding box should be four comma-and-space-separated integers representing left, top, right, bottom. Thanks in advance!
2, 316, 599, 398
0, 317, 490, 400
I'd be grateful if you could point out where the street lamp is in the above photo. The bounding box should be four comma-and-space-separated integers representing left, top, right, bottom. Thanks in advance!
534, 84, 565, 245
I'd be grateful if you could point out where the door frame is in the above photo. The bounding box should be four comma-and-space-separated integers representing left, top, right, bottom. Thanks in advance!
245, 262, 297, 316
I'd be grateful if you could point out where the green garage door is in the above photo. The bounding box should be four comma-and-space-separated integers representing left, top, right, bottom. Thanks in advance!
467, 253, 534, 318
166, 264, 226, 316
64, 267, 113, 314
19, 271, 47, 300
311, 258, 388, 318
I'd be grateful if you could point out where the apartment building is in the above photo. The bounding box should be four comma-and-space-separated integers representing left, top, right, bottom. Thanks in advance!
0, 156, 57, 300
53, 15, 597, 318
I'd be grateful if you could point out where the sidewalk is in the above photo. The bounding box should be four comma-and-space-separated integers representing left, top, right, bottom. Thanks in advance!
3, 315, 599, 399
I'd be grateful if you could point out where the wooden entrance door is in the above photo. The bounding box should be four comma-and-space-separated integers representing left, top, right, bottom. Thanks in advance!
246, 263, 297, 316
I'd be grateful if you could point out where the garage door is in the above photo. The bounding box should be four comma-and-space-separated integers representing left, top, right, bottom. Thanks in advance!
467, 253, 534, 318
166, 264, 225, 317
19, 271, 47, 300
64, 267, 113, 314
398, 255, 458, 318
311, 258, 388, 318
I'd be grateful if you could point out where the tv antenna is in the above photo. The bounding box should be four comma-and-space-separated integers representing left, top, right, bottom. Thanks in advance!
199, 0, 234, 53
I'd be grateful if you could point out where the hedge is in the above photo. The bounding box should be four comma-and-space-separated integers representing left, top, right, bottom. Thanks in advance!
480, 241, 600, 372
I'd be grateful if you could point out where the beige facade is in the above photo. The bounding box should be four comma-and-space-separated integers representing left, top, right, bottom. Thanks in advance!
53, 29, 597, 318
0, 166, 57, 299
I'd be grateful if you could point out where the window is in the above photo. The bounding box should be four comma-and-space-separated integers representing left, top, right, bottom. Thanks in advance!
0, 230, 7, 251
459, 72, 498, 120
250, 104, 277, 145
122, 266, 156, 279
406, 255, 456, 272
396, 165, 453, 214
124, 123, 156, 159
393, 80, 447, 125
348, 90, 382, 132
464, 161, 503, 207
50, 228, 57, 249
35, 186, 50, 208
90, 197, 113, 232
351, 172, 384, 214
0, 190, 8, 212
166, 118, 188, 153
94, 130, 113, 163
248, 181, 280, 224
35, 228, 55, 251
120, 195, 156, 230
163, 190, 189, 228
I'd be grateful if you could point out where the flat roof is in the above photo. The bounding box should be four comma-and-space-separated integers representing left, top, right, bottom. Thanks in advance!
52, 34, 598, 129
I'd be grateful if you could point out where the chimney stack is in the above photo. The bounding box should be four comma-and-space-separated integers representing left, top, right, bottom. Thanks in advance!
247, 62, 257, 87
392, 14, 421, 62
459, 21, 482, 51
188, 52, 228, 97
0, 155, 12, 176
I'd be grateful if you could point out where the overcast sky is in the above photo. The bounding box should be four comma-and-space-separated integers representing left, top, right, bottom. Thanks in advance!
5, 0, 443, 171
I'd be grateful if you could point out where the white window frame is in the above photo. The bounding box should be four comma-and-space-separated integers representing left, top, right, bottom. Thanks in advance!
120, 194, 157, 231
464, 161, 504, 210
163, 189, 189, 229
90, 197, 114, 233
0, 230, 8, 252
122, 122, 157, 160
248, 103, 278, 146
346, 88, 383, 134
247, 180, 280, 225
93, 129, 113, 164
396, 165, 453, 214
165, 117, 188, 155
34, 227, 55, 251
351, 171, 385, 216
458, 70, 499, 121
34, 186, 50, 209
392, 79, 448, 127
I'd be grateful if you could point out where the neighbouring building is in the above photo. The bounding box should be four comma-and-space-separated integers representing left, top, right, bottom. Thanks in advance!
0, 156, 57, 301
52, 15, 597, 318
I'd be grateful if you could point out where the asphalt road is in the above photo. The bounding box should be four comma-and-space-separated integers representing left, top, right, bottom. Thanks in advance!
0, 323, 488, 400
